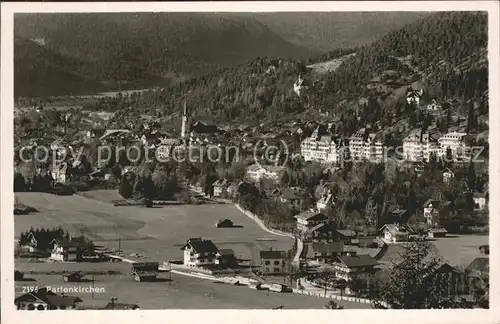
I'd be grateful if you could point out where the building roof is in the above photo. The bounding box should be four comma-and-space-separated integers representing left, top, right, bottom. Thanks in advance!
312, 242, 344, 254
217, 249, 235, 257
182, 238, 219, 254
317, 194, 334, 205
260, 250, 288, 259
337, 254, 378, 268
309, 222, 335, 234
216, 219, 233, 225
103, 302, 140, 310
428, 228, 448, 234
131, 262, 159, 272
278, 188, 302, 200
213, 179, 228, 187
63, 271, 84, 278
15, 288, 82, 307
466, 257, 489, 273
336, 229, 356, 238
435, 263, 460, 274
422, 199, 442, 209
294, 210, 327, 221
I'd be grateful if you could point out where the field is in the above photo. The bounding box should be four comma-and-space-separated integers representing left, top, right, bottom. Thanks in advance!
14, 192, 294, 264
12, 190, 368, 309
307, 53, 356, 74
14, 261, 370, 309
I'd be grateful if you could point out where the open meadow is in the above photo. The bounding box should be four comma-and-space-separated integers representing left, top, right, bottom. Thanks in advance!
14, 260, 371, 309
14, 191, 294, 264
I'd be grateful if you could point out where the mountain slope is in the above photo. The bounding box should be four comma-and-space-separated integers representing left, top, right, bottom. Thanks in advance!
14, 13, 316, 96
251, 12, 431, 52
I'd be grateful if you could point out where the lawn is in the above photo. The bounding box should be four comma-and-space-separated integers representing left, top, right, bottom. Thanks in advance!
377, 235, 488, 269
14, 192, 294, 264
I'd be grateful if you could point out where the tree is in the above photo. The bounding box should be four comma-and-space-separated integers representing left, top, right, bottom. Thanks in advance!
469, 267, 489, 308
14, 172, 26, 192
466, 161, 476, 192
279, 169, 290, 187
375, 237, 468, 309
119, 176, 134, 199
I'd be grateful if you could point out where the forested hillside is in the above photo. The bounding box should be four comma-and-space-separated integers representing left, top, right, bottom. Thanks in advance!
14, 13, 315, 96
91, 12, 488, 137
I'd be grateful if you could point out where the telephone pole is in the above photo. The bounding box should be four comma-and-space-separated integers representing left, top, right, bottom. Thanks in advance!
110, 297, 117, 310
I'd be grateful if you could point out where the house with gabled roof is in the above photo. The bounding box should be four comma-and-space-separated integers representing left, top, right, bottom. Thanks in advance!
15, 287, 83, 310
294, 209, 328, 233
181, 238, 219, 267
473, 192, 488, 211
379, 223, 415, 244
308, 222, 337, 243
50, 237, 92, 262
316, 193, 334, 212
131, 262, 159, 282
422, 199, 443, 226
308, 241, 357, 264
212, 178, 229, 198
332, 254, 379, 281
103, 301, 140, 310
260, 249, 290, 275
270, 188, 302, 208
442, 168, 455, 183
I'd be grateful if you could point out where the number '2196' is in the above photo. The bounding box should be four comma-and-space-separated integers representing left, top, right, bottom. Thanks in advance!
22, 286, 39, 293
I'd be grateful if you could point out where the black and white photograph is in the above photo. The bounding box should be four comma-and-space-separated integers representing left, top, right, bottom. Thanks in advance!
1, 1, 498, 320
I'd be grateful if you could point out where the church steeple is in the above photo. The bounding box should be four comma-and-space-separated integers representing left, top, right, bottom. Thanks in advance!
181, 97, 189, 140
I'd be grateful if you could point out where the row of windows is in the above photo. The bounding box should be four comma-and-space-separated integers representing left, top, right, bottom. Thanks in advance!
264, 260, 282, 266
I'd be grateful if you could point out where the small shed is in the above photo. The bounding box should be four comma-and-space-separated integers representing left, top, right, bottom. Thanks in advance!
63, 271, 85, 282
104, 302, 140, 310
427, 228, 448, 239
131, 262, 159, 282
215, 219, 234, 228
14, 270, 24, 281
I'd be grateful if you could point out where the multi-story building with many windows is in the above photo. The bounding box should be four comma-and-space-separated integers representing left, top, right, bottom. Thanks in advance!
300, 125, 341, 163
348, 129, 384, 162
403, 130, 440, 162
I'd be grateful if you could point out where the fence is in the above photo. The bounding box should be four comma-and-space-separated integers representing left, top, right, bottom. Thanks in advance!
292, 288, 373, 304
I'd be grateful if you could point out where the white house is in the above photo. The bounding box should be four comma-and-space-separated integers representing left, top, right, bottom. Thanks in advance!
406, 89, 423, 105
50, 238, 86, 262
293, 75, 309, 96
15, 288, 82, 310
246, 164, 284, 182
379, 224, 414, 244
316, 194, 334, 212
260, 249, 290, 275
51, 162, 68, 184
294, 209, 328, 233
473, 192, 488, 211
427, 99, 442, 111
212, 179, 229, 197
442, 168, 455, 183
332, 255, 379, 282
422, 199, 442, 226
181, 238, 219, 267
